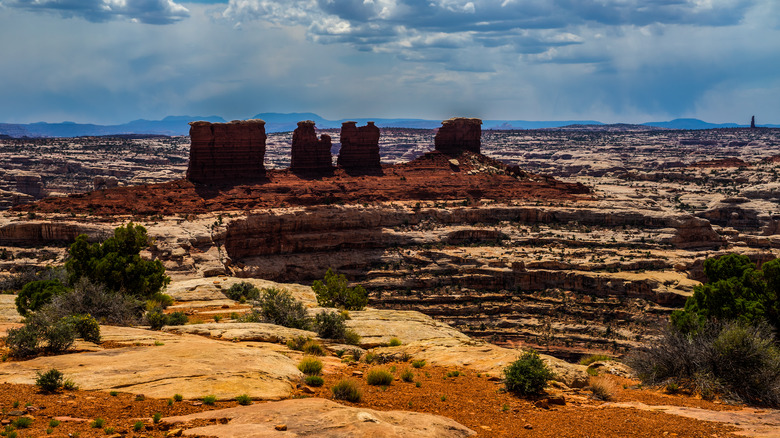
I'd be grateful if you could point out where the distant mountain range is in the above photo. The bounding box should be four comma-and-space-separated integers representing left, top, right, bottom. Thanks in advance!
0, 114, 777, 138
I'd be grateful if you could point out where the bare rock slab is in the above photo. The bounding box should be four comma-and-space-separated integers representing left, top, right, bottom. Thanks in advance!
0, 326, 302, 400
164, 398, 476, 437
164, 322, 318, 344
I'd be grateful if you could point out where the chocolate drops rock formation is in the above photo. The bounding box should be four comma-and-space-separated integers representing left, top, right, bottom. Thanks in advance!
337, 121, 381, 171
290, 121, 333, 173
186, 119, 267, 184
435, 118, 482, 155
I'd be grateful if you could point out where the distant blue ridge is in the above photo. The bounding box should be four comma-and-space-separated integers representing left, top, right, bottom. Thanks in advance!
0, 114, 777, 138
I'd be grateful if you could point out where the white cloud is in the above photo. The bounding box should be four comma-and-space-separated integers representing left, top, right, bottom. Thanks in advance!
0, 0, 189, 24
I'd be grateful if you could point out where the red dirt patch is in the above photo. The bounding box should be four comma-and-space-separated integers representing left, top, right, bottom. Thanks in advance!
16, 152, 590, 216
688, 157, 750, 168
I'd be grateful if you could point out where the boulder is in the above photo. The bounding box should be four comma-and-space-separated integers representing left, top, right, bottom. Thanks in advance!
338, 121, 381, 171
163, 398, 476, 437
290, 121, 333, 173
434, 118, 482, 155
186, 119, 267, 184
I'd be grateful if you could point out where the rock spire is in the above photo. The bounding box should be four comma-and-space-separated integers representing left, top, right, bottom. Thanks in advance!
434, 118, 482, 155
187, 120, 267, 184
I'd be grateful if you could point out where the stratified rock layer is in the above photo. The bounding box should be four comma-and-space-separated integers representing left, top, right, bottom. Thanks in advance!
290, 121, 332, 173
435, 118, 482, 155
338, 121, 381, 170
187, 120, 267, 184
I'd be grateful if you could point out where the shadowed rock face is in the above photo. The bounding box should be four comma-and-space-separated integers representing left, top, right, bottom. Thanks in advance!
291, 121, 333, 173
338, 121, 381, 170
187, 120, 267, 184
435, 118, 482, 155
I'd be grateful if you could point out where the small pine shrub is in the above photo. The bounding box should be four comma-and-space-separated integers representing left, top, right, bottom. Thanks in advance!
35, 368, 64, 393
503, 350, 554, 396
411, 359, 426, 368
388, 337, 402, 347
145, 306, 167, 330
64, 314, 101, 344
236, 394, 252, 405
366, 368, 394, 386
314, 311, 347, 340
225, 282, 260, 302
48, 419, 60, 428
15, 279, 69, 316
256, 288, 310, 330
331, 379, 362, 402
166, 312, 188, 326
133, 421, 143, 432
312, 269, 368, 310
298, 357, 324, 375
401, 369, 414, 382
305, 375, 324, 387
63, 379, 78, 390
152, 413, 162, 424
302, 340, 325, 356
203, 395, 217, 405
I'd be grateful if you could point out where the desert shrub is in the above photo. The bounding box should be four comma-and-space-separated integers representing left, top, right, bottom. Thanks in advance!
388, 337, 402, 347
503, 350, 554, 396
15, 279, 69, 316
44, 317, 77, 353
173, 393, 183, 402
224, 282, 260, 302
366, 368, 394, 386
145, 306, 168, 330
411, 359, 426, 368
578, 354, 614, 366
11, 417, 32, 429
255, 288, 310, 330
148, 292, 174, 309
286, 335, 311, 351
46, 278, 141, 325
235, 394, 252, 405
4, 325, 40, 358
628, 321, 780, 406
91, 418, 104, 428
331, 379, 362, 402
401, 369, 414, 382
133, 421, 143, 431
202, 395, 216, 405
166, 311, 188, 326
343, 329, 361, 346
312, 269, 368, 311
314, 311, 347, 340
589, 376, 616, 401
64, 314, 101, 344
348, 348, 362, 362
302, 340, 325, 356
305, 375, 324, 387
35, 368, 65, 393
5, 311, 85, 357
298, 356, 323, 375
65, 223, 169, 299
1, 266, 68, 293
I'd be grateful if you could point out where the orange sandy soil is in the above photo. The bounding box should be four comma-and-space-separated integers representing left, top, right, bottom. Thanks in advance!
0, 364, 741, 438
15, 152, 590, 217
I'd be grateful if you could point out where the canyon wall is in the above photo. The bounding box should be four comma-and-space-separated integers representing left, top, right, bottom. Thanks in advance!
186, 120, 267, 184
290, 121, 333, 173
338, 121, 381, 171
435, 118, 482, 155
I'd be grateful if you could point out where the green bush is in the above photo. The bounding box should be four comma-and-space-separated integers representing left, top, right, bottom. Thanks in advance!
503, 350, 554, 395
312, 269, 368, 310
286, 335, 311, 351
305, 375, 324, 387
145, 306, 167, 330
35, 369, 64, 393
15, 279, 69, 316
388, 337, 402, 347
5, 325, 40, 358
148, 292, 174, 309
133, 421, 143, 432
11, 417, 32, 429
401, 369, 414, 382
366, 368, 394, 386
411, 359, 426, 368
256, 288, 310, 329
224, 282, 260, 302
91, 418, 105, 428
298, 356, 323, 375
65, 223, 170, 300
331, 379, 362, 402
235, 394, 252, 405
314, 311, 347, 340
343, 329, 361, 346
5, 311, 80, 357
46, 278, 141, 326
302, 340, 325, 356
152, 413, 162, 424
203, 395, 217, 405
578, 354, 614, 366
166, 311, 188, 326
173, 393, 183, 402
628, 321, 780, 406
64, 314, 101, 344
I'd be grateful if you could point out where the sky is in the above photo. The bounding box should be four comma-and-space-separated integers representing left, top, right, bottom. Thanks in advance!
0, 0, 778, 125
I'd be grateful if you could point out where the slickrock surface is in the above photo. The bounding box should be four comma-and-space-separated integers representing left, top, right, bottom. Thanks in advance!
163, 398, 477, 437
435, 118, 482, 155
0, 325, 302, 400
338, 121, 381, 171
187, 119, 267, 184
290, 120, 333, 173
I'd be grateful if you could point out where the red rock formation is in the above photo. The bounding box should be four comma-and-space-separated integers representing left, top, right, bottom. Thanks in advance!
187, 120, 267, 184
434, 118, 482, 155
338, 121, 381, 171
290, 121, 333, 173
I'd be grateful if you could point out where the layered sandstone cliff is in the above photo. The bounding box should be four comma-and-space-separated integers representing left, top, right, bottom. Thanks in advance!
435, 118, 482, 155
338, 121, 381, 171
290, 121, 333, 173
187, 120, 267, 184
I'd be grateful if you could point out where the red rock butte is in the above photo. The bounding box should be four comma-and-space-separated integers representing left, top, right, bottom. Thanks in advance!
337, 121, 381, 171
291, 121, 333, 173
187, 119, 267, 184
435, 118, 482, 155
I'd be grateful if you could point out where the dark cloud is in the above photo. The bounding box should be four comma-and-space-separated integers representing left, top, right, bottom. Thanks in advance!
1, 0, 190, 24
